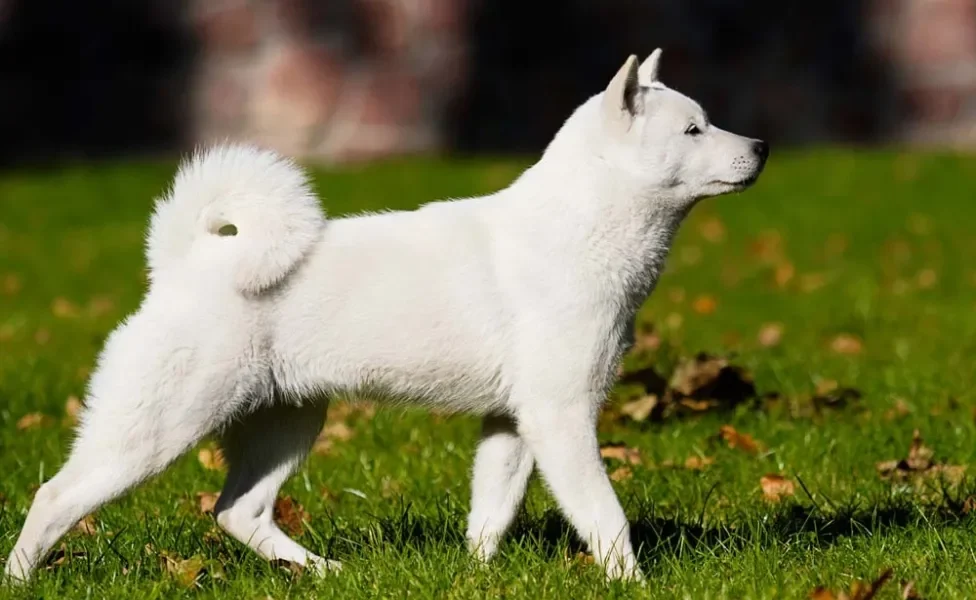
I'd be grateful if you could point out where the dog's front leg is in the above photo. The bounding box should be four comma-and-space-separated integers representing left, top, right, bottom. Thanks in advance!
515, 396, 642, 582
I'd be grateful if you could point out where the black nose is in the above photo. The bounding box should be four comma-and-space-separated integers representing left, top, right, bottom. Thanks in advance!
753, 140, 769, 164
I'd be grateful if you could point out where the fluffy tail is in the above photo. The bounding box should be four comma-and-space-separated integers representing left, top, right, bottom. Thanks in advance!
146, 144, 326, 294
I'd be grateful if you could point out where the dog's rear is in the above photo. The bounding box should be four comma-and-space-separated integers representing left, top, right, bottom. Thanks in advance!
5, 146, 331, 581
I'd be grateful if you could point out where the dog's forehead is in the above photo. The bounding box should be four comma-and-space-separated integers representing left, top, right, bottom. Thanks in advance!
644, 85, 705, 120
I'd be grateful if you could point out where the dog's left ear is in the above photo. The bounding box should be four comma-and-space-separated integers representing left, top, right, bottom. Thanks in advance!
602, 54, 642, 130
638, 48, 663, 85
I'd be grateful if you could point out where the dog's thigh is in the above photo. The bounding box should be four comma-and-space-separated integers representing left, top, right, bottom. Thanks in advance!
466, 414, 534, 562
214, 399, 339, 573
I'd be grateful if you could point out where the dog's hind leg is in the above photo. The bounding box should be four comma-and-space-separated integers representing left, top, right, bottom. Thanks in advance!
4, 391, 220, 582
214, 399, 338, 574
465, 414, 534, 562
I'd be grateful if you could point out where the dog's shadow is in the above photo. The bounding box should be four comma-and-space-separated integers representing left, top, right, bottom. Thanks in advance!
326, 499, 956, 569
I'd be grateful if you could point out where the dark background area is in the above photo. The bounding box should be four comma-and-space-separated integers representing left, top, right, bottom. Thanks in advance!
0, 0, 970, 167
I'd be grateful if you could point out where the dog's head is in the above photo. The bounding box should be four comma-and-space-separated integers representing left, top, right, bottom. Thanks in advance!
597, 50, 768, 204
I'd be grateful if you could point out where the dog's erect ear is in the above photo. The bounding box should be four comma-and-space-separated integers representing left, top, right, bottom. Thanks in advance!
638, 48, 663, 85
602, 54, 642, 128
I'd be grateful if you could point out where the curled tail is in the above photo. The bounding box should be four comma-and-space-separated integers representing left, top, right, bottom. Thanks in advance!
146, 144, 326, 294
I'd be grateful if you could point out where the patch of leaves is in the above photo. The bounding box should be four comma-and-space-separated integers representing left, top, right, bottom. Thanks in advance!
809, 568, 893, 600
760, 474, 795, 502
876, 429, 966, 489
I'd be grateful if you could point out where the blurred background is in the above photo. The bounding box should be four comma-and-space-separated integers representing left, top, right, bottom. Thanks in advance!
1, 0, 975, 167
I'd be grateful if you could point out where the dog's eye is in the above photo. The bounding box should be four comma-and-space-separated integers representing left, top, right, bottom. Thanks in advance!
685, 124, 702, 136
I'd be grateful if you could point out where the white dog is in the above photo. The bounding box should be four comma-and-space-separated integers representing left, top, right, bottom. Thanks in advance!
5, 49, 767, 583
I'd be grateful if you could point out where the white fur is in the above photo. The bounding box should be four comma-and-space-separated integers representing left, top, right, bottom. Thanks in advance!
5, 50, 767, 583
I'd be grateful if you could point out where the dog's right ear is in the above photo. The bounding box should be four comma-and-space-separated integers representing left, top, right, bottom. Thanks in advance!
602, 54, 642, 131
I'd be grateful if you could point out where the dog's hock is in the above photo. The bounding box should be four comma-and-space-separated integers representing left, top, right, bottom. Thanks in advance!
638, 48, 663, 85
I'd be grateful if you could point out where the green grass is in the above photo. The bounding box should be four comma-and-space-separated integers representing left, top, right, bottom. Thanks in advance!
2, 150, 976, 598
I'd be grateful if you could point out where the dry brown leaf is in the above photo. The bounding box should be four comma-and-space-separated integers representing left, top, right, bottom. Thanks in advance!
51, 297, 80, 318
609, 466, 633, 481
699, 217, 726, 243
197, 491, 220, 514
760, 474, 795, 502
74, 515, 98, 536
916, 269, 937, 289
684, 455, 714, 470
600, 443, 642, 465
692, 295, 718, 315
2, 273, 21, 295
809, 568, 893, 600
668, 287, 686, 303
274, 496, 310, 537
322, 421, 354, 441
717, 425, 762, 455
900, 580, 922, 599
87, 295, 116, 317
161, 552, 205, 588
884, 398, 911, 420
17, 412, 50, 430
620, 395, 658, 422
669, 354, 756, 407
774, 262, 795, 287
830, 334, 863, 355
197, 447, 226, 471
749, 230, 783, 262
44, 543, 87, 569
800, 273, 827, 293
876, 430, 966, 488
64, 396, 83, 424
758, 323, 784, 347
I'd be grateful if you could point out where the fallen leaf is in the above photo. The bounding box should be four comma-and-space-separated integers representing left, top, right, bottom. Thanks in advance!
51, 297, 80, 318
877, 430, 966, 488
322, 421, 354, 441
684, 455, 714, 470
74, 515, 97, 536
34, 328, 51, 345
809, 568, 893, 600
774, 261, 795, 287
620, 395, 658, 422
760, 474, 795, 502
600, 443, 642, 465
197, 491, 220, 514
681, 245, 703, 265
800, 273, 827, 293
197, 447, 226, 471
916, 269, 937, 289
609, 466, 632, 481
900, 580, 923, 599
717, 425, 762, 455
669, 353, 756, 406
668, 287, 686, 303
64, 396, 83, 424
884, 398, 911, 420
830, 334, 863, 355
87, 295, 116, 317
17, 412, 50, 430
44, 543, 87, 569
274, 496, 310, 537
699, 217, 726, 243
692, 295, 718, 315
2, 273, 21, 295
758, 323, 784, 347
632, 323, 660, 352
749, 230, 783, 262
161, 552, 205, 588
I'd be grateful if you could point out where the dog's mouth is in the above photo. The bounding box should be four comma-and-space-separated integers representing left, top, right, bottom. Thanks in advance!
713, 174, 760, 190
